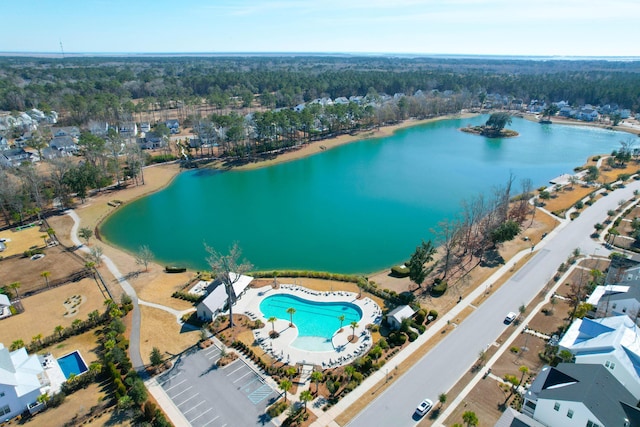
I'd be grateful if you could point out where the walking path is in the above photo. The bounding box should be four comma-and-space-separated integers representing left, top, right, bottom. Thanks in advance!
66, 209, 145, 371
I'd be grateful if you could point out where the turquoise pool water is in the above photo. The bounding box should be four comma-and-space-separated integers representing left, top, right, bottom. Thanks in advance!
260, 294, 362, 351
57, 351, 88, 378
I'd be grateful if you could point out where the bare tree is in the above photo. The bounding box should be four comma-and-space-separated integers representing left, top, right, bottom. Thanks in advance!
87, 245, 104, 267
135, 245, 154, 272
204, 242, 253, 328
48, 157, 73, 208
433, 218, 462, 279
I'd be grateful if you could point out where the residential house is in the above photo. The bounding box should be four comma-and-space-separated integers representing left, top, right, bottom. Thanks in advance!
494, 407, 546, 427
334, 97, 349, 105
118, 122, 138, 139
293, 104, 306, 113
13, 133, 31, 149
88, 120, 109, 137
0, 294, 11, 319
386, 305, 415, 330
139, 122, 151, 133
588, 257, 640, 321
0, 148, 32, 167
0, 343, 49, 420
0, 136, 9, 151
40, 147, 62, 160
196, 274, 254, 321
578, 106, 599, 122
558, 315, 640, 399
51, 126, 80, 139
521, 363, 640, 427
49, 135, 78, 155
165, 119, 180, 134
349, 96, 364, 104
139, 132, 165, 150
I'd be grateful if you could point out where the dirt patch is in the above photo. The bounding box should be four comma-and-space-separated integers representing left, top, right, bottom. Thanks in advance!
0, 243, 88, 298
139, 305, 200, 365
0, 223, 48, 258
0, 277, 107, 346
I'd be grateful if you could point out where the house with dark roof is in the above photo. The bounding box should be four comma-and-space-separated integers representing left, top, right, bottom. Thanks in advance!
522, 363, 640, 427
49, 135, 78, 154
589, 257, 640, 322
51, 126, 80, 139
558, 315, 640, 399
165, 119, 180, 134
0, 148, 32, 167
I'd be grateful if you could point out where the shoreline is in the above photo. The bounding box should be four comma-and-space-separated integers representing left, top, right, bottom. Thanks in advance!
81, 111, 628, 279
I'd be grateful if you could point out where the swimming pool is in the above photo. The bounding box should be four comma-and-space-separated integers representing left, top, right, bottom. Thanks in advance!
260, 294, 362, 351
57, 350, 88, 379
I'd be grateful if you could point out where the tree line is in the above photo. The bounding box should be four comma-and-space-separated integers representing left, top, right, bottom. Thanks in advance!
1, 56, 639, 121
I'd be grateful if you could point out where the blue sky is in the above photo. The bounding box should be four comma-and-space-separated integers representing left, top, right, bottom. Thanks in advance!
3, 0, 639, 56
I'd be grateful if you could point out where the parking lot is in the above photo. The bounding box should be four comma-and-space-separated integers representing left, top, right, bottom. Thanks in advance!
158, 344, 279, 427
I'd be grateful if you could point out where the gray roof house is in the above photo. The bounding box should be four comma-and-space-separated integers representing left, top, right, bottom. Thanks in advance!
49, 135, 78, 154
522, 363, 640, 427
196, 274, 254, 322
558, 315, 640, 399
387, 305, 415, 330
165, 119, 180, 134
51, 126, 80, 139
0, 136, 9, 151
589, 257, 640, 322
0, 148, 32, 167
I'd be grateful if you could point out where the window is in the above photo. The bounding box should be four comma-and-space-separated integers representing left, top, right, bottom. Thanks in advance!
0, 392, 4, 398
612, 303, 617, 309
586, 421, 601, 427
567, 409, 574, 419
554, 402, 561, 411
605, 360, 616, 370
0, 405, 10, 416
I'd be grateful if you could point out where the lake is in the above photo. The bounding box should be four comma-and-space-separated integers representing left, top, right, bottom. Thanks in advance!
101, 116, 628, 274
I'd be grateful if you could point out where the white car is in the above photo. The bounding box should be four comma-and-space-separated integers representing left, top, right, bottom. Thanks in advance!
505, 312, 517, 324
415, 398, 433, 417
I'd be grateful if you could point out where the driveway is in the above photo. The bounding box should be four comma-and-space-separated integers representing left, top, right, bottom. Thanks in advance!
347, 181, 640, 427
158, 344, 279, 427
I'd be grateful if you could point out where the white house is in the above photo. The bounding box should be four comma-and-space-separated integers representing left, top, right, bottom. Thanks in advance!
0, 136, 9, 151
118, 122, 138, 138
386, 305, 415, 330
589, 257, 640, 323
522, 363, 640, 427
0, 294, 11, 320
0, 343, 49, 420
196, 274, 254, 321
49, 136, 79, 155
558, 315, 640, 399
165, 119, 180, 134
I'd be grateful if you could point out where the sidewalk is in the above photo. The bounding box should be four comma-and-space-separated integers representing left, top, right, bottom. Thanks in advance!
310, 216, 571, 427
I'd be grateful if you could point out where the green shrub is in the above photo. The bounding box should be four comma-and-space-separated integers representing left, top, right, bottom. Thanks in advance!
431, 280, 448, 296
414, 309, 426, 324
267, 400, 289, 418
428, 309, 439, 320
407, 331, 418, 342
390, 265, 410, 277
165, 266, 187, 273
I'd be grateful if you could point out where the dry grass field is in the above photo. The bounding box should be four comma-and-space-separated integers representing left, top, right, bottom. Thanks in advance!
0, 224, 47, 258
139, 305, 200, 365
0, 277, 106, 346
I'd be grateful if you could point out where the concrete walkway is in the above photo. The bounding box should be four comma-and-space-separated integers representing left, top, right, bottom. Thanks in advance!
66, 209, 145, 371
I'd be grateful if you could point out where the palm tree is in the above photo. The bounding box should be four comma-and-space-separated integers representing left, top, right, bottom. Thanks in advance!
350, 321, 359, 341
10, 339, 25, 351
438, 392, 447, 408
338, 314, 345, 331
286, 307, 296, 327
518, 365, 529, 390
299, 389, 313, 413
9, 282, 21, 299
40, 271, 51, 287
462, 410, 479, 427
268, 316, 277, 335
310, 371, 323, 394
279, 379, 292, 402
54, 325, 64, 338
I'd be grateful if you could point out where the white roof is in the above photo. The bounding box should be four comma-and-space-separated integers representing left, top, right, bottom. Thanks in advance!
0, 343, 43, 398
388, 305, 415, 323
198, 273, 253, 315
559, 315, 640, 386
0, 293, 10, 306
587, 285, 630, 305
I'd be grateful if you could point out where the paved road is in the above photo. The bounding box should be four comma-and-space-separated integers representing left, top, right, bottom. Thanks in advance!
348, 181, 640, 427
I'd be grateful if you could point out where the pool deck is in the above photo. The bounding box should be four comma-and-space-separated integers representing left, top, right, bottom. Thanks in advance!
233, 283, 382, 368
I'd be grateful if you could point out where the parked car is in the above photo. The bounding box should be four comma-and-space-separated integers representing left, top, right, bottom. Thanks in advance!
415, 398, 433, 417
504, 312, 517, 324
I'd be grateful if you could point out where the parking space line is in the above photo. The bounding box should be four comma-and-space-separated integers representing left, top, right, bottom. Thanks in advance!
190, 407, 213, 422
164, 378, 187, 391
159, 372, 181, 386
200, 417, 219, 427
226, 365, 246, 376
171, 386, 193, 399
241, 377, 260, 391
233, 370, 253, 384
182, 401, 206, 414
176, 392, 199, 407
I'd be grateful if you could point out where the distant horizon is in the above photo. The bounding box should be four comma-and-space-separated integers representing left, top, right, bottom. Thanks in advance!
1, 51, 639, 61
3, 1, 639, 57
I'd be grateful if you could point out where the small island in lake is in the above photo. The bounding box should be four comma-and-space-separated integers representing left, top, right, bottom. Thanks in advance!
460, 112, 519, 138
